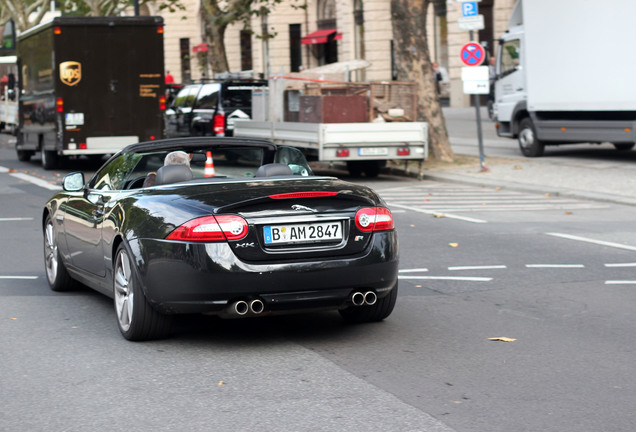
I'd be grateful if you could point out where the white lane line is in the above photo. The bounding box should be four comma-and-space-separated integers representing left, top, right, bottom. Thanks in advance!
605, 263, 636, 267
8, 172, 61, 191
0, 218, 35, 221
11, 172, 62, 191
398, 268, 429, 273
387, 202, 487, 224
398, 275, 492, 281
0, 166, 9, 173
546, 232, 636, 252
526, 264, 585, 268
605, 281, 636, 285
0, 276, 39, 280
448, 265, 507, 271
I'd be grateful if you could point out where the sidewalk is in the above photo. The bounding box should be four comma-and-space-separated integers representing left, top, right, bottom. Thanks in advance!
397, 107, 636, 207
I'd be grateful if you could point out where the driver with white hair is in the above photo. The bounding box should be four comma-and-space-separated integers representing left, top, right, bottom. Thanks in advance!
143, 150, 191, 187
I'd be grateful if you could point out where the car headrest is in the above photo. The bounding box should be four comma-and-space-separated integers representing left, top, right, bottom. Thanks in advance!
254, 163, 293, 177
155, 164, 193, 185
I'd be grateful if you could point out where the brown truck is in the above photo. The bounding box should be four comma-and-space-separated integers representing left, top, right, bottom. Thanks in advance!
16, 16, 166, 169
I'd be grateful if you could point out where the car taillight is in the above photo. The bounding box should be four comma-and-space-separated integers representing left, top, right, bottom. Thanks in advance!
159, 95, 166, 111
213, 113, 225, 135
355, 207, 394, 232
56, 98, 64, 113
166, 215, 248, 242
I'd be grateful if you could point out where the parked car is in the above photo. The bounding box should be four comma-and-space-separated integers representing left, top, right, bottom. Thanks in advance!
43, 137, 399, 341
164, 80, 267, 138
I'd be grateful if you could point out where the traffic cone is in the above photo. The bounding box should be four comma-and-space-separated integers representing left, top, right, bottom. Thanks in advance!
204, 151, 215, 177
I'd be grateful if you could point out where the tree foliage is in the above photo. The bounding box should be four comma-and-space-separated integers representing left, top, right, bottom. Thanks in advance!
391, 0, 453, 162
0, 0, 50, 32
200, 0, 300, 75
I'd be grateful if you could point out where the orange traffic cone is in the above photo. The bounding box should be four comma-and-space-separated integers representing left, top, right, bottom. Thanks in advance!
204, 151, 215, 177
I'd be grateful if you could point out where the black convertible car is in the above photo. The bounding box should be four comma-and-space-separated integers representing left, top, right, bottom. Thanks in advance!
43, 138, 398, 340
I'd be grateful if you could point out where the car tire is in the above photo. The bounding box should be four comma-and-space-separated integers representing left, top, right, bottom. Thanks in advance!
113, 244, 173, 341
518, 118, 544, 157
339, 283, 398, 323
44, 214, 75, 292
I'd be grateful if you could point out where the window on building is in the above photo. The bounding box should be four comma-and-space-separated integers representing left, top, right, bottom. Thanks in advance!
316, 0, 338, 65
240, 30, 253, 71
289, 24, 302, 72
180, 38, 191, 83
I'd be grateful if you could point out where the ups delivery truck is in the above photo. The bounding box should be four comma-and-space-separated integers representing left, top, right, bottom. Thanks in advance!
16, 16, 166, 169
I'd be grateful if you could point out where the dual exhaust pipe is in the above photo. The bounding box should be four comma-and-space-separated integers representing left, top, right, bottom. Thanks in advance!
351, 291, 377, 306
228, 298, 265, 317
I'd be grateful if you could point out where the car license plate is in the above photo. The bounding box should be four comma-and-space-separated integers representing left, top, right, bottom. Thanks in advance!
65, 112, 84, 126
358, 147, 388, 156
263, 221, 342, 245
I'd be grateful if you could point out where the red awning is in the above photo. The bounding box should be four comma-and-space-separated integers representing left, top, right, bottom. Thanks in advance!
301, 29, 342, 45
192, 43, 208, 53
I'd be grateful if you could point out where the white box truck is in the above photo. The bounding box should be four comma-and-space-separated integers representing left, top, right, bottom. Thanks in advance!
494, 0, 636, 156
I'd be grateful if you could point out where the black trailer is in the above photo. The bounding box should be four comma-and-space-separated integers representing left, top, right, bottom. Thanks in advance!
16, 16, 166, 169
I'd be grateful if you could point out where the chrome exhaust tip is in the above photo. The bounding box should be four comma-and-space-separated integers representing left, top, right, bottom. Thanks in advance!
250, 299, 265, 314
364, 291, 377, 306
351, 292, 365, 306
233, 300, 249, 316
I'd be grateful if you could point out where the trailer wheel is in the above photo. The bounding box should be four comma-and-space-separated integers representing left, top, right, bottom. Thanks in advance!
613, 143, 635, 151
346, 161, 364, 177
518, 118, 544, 157
41, 149, 58, 170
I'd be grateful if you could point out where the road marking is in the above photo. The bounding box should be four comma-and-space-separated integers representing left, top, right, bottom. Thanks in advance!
605, 281, 636, 285
398, 275, 492, 281
0, 276, 39, 280
398, 268, 429, 273
526, 264, 585, 268
546, 232, 636, 252
448, 265, 507, 271
0, 166, 9, 173
605, 263, 636, 267
388, 202, 488, 224
0, 218, 34, 221
9, 172, 61, 191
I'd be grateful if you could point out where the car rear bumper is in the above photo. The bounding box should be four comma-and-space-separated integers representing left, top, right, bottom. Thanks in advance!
128, 231, 398, 314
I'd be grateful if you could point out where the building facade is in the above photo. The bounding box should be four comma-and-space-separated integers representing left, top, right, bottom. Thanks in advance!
146, 0, 515, 108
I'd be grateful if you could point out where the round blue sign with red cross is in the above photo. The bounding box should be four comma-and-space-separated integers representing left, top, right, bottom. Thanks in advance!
460, 42, 485, 66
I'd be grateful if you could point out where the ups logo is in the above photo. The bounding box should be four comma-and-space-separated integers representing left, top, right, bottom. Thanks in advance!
60, 61, 82, 86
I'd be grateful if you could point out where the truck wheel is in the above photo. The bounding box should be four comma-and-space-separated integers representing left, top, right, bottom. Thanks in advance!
41, 149, 57, 170
347, 161, 364, 177
518, 118, 544, 157
16, 149, 32, 162
362, 161, 383, 178
613, 143, 635, 151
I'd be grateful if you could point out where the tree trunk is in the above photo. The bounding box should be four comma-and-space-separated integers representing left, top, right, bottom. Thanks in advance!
391, 0, 453, 162
201, 0, 230, 75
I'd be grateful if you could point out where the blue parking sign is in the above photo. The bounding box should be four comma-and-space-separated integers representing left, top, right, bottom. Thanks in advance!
462, 2, 478, 17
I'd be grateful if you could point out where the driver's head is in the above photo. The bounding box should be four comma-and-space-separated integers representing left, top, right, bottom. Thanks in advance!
164, 151, 190, 167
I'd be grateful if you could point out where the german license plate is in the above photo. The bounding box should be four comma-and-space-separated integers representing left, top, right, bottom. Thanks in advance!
358, 147, 388, 156
263, 221, 342, 245
65, 112, 84, 126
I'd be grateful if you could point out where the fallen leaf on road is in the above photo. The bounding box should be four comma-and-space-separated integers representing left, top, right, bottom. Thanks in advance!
410, 224, 415, 227
495, 187, 502, 191
218, 381, 223, 386
545, 193, 551, 197
514, 165, 523, 170
433, 212, 446, 218
565, 211, 572, 215
449, 243, 458, 248
488, 337, 516, 342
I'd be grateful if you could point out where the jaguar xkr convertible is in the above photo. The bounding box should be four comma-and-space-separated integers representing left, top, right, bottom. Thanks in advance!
43, 138, 399, 340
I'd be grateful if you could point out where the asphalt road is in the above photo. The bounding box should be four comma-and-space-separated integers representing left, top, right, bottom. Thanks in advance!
2, 133, 636, 431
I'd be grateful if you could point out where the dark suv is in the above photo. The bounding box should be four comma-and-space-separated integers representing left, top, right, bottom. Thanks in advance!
164, 80, 267, 138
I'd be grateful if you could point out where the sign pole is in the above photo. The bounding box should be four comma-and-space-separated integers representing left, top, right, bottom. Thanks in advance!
469, 30, 488, 172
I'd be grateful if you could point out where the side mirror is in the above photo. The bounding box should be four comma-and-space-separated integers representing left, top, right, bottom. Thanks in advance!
63, 172, 85, 191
